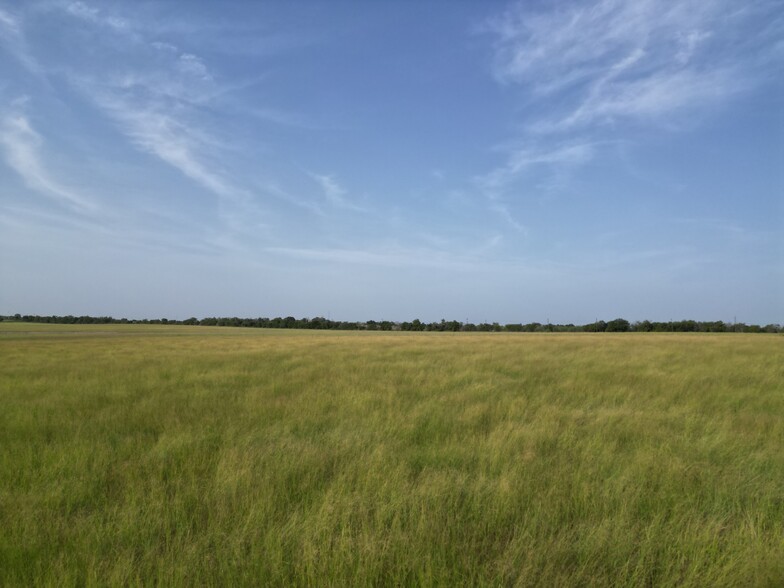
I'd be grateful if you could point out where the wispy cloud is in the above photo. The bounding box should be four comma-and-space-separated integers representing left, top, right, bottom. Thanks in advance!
56, 2, 252, 210
268, 245, 482, 271
64, 1, 130, 33
92, 92, 241, 202
0, 104, 94, 211
476, 0, 781, 226
268, 231, 512, 271
541, 66, 737, 133
486, 0, 778, 130
0, 6, 20, 36
247, 106, 326, 130
261, 182, 325, 216
475, 141, 593, 231
0, 6, 40, 73
309, 173, 366, 212
671, 217, 778, 244
478, 142, 594, 194
489, 203, 527, 234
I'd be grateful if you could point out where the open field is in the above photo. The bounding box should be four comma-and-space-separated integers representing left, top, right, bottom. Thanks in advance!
1, 325, 782, 586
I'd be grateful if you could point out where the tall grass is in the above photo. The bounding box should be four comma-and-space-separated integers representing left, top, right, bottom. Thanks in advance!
1, 325, 782, 586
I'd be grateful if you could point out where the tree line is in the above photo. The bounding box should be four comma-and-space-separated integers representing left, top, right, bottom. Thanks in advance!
2, 314, 780, 333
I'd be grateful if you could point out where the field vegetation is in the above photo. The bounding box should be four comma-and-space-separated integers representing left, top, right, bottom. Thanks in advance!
1, 324, 782, 585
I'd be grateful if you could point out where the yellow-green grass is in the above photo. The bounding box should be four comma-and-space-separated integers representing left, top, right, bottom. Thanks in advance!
1, 325, 782, 586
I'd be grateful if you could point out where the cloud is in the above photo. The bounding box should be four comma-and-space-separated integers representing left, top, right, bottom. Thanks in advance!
489, 203, 527, 234
65, 1, 99, 21
0, 6, 40, 73
267, 231, 514, 271
475, 0, 781, 227
485, 0, 776, 131
55, 2, 248, 207
309, 173, 366, 212
478, 142, 594, 193
260, 182, 325, 216
91, 92, 240, 202
177, 53, 212, 82
9, 0, 323, 236
267, 245, 481, 271
546, 65, 737, 132
676, 30, 712, 64
246, 105, 327, 130
488, 0, 713, 87
0, 106, 94, 211
65, 1, 129, 31
150, 40, 178, 53
0, 6, 18, 31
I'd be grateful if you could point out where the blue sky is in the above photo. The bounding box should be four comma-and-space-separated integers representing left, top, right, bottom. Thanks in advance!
0, 0, 781, 324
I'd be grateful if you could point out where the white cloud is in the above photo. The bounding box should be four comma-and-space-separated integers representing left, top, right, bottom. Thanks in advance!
475, 0, 781, 228
488, 0, 714, 88
66, 1, 99, 21
550, 66, 737, 131
309, 173, 366, 212
40, 1, 290, 250
485, 0, 772, 130
267, 246, 480, 270
261, 182, 325, 216
489, 203, 527, 234
676, 30, 712, 64
478, 142, 594, 194
178, 53, 212, 82
150, 40, 178, 53
0, 6, 40, 73
0, 6, 18, 31
56, 3, 244, 206
0, 108, 94, 211
268, 231, 516, 271
66, 1, 129, 31
92, 92, 241, 202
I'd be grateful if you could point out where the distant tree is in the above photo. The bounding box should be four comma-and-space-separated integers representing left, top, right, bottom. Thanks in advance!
583, 320, 607, 332
606, 318, 630, 332
4, 312, 778, 334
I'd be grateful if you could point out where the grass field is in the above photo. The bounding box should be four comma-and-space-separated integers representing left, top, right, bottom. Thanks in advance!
1, 324, 782, 586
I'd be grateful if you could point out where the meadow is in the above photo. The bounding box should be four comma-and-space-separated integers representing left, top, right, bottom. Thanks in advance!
1, 324, 782, 586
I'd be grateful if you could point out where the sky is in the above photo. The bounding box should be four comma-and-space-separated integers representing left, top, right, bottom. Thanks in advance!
0, 0, 782, 324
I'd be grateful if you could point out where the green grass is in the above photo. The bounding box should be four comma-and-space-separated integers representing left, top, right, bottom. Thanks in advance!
1, 325, 782, 586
